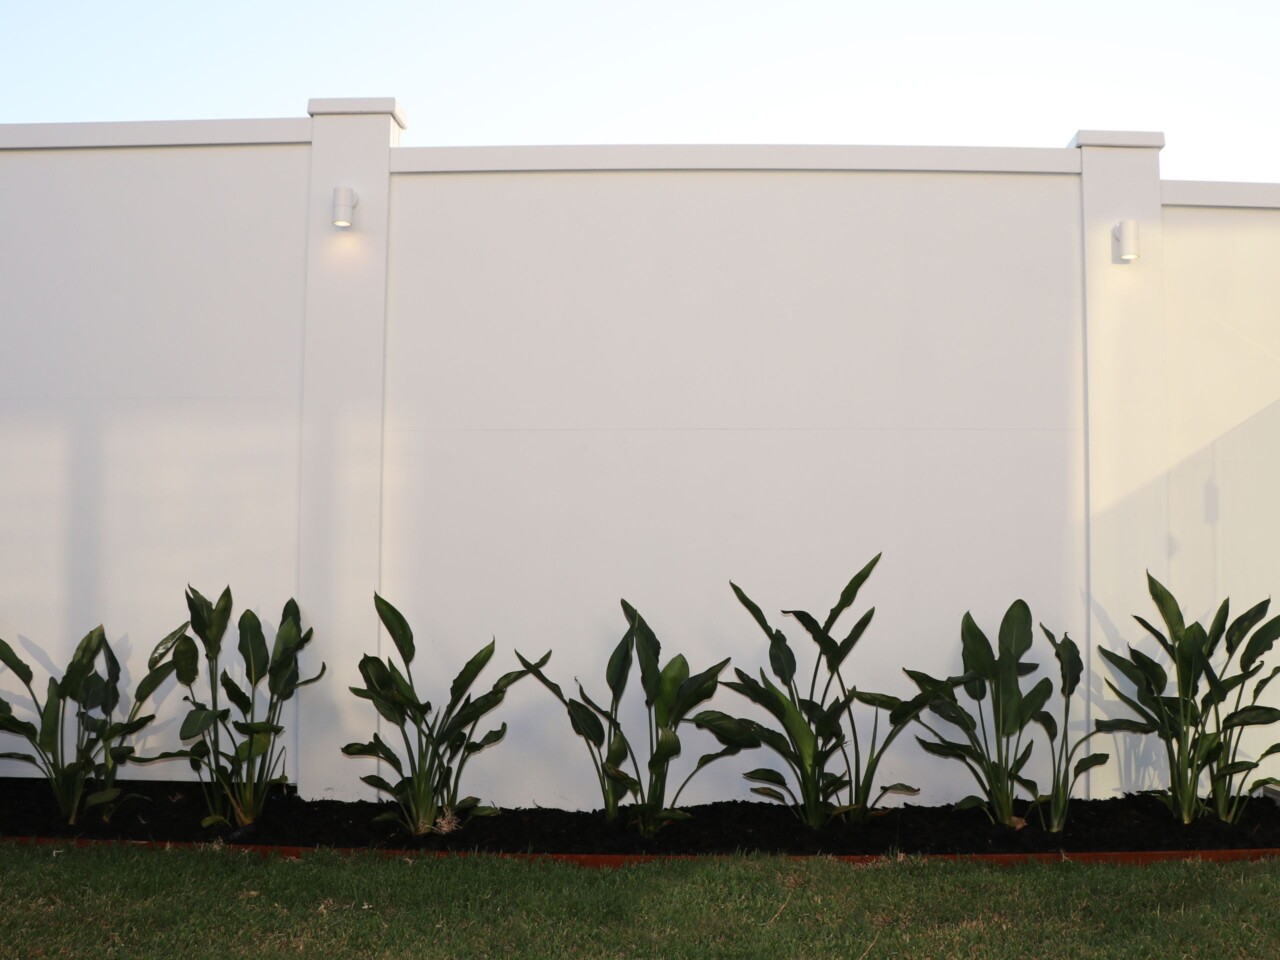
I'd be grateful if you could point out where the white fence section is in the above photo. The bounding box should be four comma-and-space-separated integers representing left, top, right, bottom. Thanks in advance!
2, 99, 1278, 809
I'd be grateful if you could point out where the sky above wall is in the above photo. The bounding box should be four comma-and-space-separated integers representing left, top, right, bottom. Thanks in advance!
3, 0, 1277, 182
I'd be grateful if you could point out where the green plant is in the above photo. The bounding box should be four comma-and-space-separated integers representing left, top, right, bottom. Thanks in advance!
1032, 626, 1108, 832
517, 600, 760, 838
142, 587, 324, 829
724, 555, 920, 830
343, 594, 538, 837
898, 600, 1049, 828
0, 625, 178, 824
1096, 574, 1280, 824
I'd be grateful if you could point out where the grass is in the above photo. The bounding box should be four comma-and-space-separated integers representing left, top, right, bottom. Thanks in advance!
2, 845, 1280, 959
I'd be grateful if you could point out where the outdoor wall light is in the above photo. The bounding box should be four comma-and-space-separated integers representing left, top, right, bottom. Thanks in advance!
1114, 219, 1139, 261
332, 187, 358, 228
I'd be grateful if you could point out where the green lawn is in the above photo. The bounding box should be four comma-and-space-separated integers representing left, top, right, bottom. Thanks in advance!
2, 843, 1278, 959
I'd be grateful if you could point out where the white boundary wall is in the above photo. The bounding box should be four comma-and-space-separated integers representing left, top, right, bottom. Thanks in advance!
1, 99, 1278, 808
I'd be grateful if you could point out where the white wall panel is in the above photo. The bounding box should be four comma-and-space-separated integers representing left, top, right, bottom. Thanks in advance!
0, 143, 309, 779
381, 167, 1087, 807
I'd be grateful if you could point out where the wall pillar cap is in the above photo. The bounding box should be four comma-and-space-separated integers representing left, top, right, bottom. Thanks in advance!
308, 98, 407, 130
1069, 130, 1164, 149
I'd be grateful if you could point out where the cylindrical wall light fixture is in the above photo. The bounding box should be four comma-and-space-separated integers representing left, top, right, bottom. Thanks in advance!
332, 187, 358, 228
1114, 219, 1139, 261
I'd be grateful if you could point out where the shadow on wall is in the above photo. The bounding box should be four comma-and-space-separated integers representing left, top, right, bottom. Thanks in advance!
1091, 394, 1280, 795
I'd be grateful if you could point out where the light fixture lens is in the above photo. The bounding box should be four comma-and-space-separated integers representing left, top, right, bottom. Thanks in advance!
332, 187, 358, 228
1117, 219, 1139, 261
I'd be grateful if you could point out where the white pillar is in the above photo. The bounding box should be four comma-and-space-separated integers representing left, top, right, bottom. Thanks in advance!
296, 98, 404, 799
1073, 130, 1167, 797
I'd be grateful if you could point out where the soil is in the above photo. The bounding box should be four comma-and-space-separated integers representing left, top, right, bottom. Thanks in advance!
4, 778, 1280, 856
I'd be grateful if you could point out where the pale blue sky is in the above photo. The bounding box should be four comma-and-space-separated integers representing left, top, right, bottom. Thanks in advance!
3, 0, 1277, 181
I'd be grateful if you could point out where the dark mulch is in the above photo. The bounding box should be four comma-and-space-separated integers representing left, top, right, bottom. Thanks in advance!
3, 778, 1280, 856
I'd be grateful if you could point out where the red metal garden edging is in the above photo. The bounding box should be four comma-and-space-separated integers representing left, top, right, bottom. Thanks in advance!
6, 834, 1280, 869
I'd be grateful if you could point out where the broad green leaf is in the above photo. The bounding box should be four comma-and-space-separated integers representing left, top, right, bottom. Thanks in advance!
37, 677, 60, 754
1210, 760, 1256, 781
148, 622, 190, 671
360, 773, 398, 795
879, 783, 920, 797
1047, 629, 1083, 698
762, 674, 817, 770
929, 698, 977, 734
1035, 711, 1058, 742
449, 640, 496, 710
0, 751, 40, 766
654, 655, 690, 727
173, 635, 199, 687
1011, 739, 1035, 774
672, 658, 726, 722
785, 610, 840, 670
1018, 678, 1054, 730
852, 690, 903, 712
517, 649, 567, 703
441, 688, 506, 742
220, 671, 253, 716
1129, 647, 1169, 695
691, 710, 761, 750
232, 719, 283, 736
1206, 599, 1231, 656
998, 600, 1034, 660
691, 744, 743, 773
1098, 646, 1146, 692
209, 587, 233, 654
238, 610, 270, 686
135, 661, 177, 705
1222, 705, 1280, 730
179, 708, 221, 741
917, 737, 975, 763
0, 637, 33, 687
624, 601, 662, 704
960, 613, 997, 678
267, 615, 302, 698
954, 795, 987, 812
1226, 599, 1270, 656
604, 629, 634, 707
743, 767, 787, 786
79, 672, 107, 711
649, 724, 681, 773
1241, 615, 1280, 675
234, 731, 272, 762
1146, 574, 1185, 639
1133, 615, 1174, 657
823, 553, 881, 634
566, 699, 606, 747
105, 715, 153, 741
751, 786, 788, 802
731, 582, 776, 643
995, 646, 1024, 738
767, 629, 798, 687
835, 607, 876, 668
374, 594, 415, 666
466, 724, 506, 753
1095, 717, 1156, 734
62, 627, 103, 701
185, 586, 213, 643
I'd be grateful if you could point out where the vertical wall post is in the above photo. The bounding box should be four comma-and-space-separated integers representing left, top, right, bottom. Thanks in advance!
1074, 130, 1167, 798
296, 98, 404, 799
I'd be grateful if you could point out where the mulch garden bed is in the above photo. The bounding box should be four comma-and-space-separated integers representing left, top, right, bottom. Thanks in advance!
5, 778, 1280, 857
